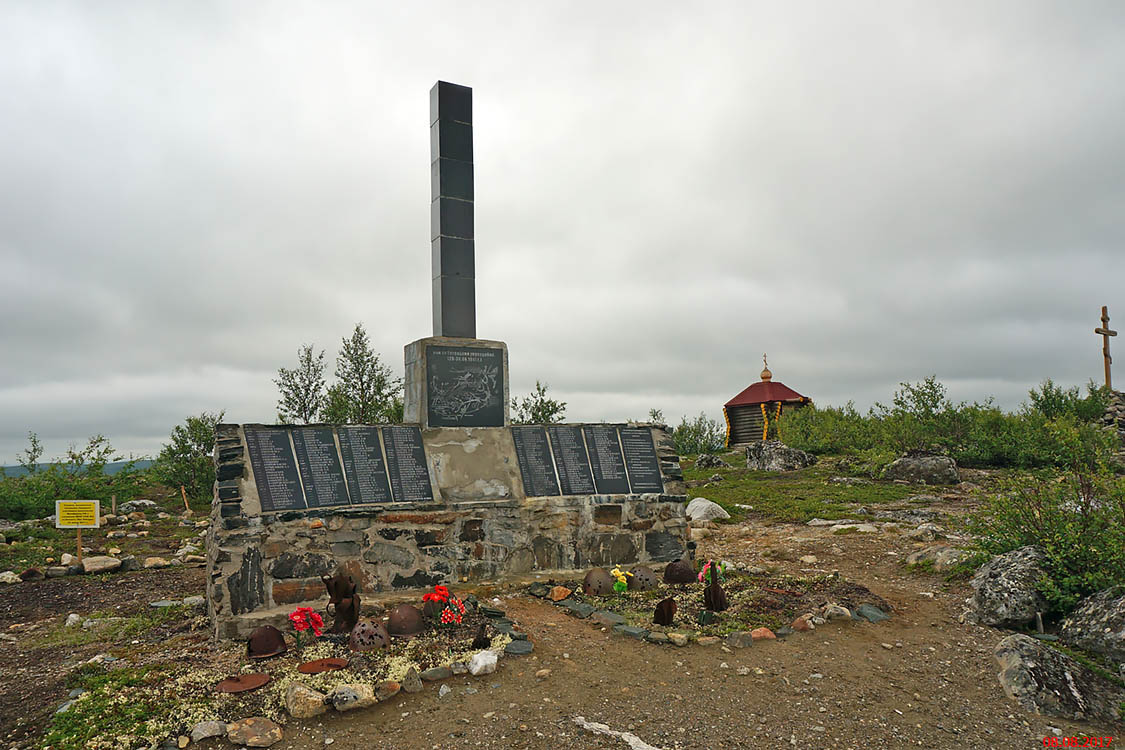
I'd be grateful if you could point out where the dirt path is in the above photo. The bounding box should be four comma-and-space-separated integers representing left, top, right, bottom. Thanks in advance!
271, 521, 1120, 749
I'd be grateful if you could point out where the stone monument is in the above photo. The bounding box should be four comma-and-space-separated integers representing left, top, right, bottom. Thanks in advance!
205, 82, 688, 640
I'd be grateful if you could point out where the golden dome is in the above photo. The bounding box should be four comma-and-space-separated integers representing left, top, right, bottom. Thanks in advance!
760, 354, 772, 382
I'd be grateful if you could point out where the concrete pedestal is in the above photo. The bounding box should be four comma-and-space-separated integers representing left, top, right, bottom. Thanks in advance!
404, 337, 509, 429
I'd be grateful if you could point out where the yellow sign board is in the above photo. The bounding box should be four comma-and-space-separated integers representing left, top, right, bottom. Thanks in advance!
55, 500, 100, 529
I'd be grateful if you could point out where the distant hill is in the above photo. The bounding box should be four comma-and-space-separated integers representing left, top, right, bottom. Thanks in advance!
0, 459, 153, 478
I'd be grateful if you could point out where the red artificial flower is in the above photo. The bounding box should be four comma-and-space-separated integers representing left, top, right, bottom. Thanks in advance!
422, 592, 444, 603
433, 585, 451, 600
289, 608, 309, 632
455, 599, 466, 615
308, 611, 324, 637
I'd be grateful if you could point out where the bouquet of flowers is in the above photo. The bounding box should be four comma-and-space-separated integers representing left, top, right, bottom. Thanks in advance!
610, 566, 633, 593
698, 560, 724, 586
422, 585, 466, 627
288, 606, 324, 647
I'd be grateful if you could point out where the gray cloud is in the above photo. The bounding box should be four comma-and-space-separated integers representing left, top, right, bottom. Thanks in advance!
1, 1, 1123, 461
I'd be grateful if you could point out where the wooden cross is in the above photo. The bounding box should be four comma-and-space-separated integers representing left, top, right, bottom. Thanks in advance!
1095, 305, 1117, 389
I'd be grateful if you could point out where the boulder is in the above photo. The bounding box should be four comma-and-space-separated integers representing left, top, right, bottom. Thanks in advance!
1060, 588, 1125, 664
0, 571, 21, 585
81, 556, 122, 574
118, 499, 157, 515
745, 441, 817, 472
905, 545, 968, 572
695, 454, 729, 469
227, 717, 283, 747
285, 683, 327, 718
964, 546, 1048, 628
994, 634, 1125, 723
686, 498, 730, 522
883, 453, 960, 485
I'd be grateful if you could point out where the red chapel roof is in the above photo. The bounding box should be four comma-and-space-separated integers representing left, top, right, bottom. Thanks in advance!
725, 379, 808, 408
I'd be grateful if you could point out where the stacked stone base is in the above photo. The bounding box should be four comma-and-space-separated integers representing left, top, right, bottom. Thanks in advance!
210, 493, 687, 640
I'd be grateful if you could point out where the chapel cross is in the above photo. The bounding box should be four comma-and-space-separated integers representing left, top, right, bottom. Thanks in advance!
1095, 305, 1117, 390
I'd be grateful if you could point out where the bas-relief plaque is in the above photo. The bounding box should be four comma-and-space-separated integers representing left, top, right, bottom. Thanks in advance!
547, 425, 595, 496
383, 425, 435, 503
337, 426, 394, 504
511, 425, 560, 497
619, 427, 664, 493
582, 425, 630, 495
245, 427, 306, 512
292, 428, 351, 508
426, 345, 504, 427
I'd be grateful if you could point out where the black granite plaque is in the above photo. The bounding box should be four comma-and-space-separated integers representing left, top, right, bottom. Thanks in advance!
382, 425, 435, 502
337, 426, 394, 504
244, 427, 306, 512
290, 427, 349, 508
426, 345, 504, 427
583, 425, 630, 495
547, 425, 595, 496
619, 427, 665, 493
511, 426, 560, 497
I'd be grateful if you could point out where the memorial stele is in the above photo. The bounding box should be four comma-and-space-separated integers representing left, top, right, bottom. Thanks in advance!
206, 82, 688, 639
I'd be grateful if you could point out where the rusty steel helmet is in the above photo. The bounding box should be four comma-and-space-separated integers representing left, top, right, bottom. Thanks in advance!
386, 604, 426, 636
628, 565, 659, 591
246, 625, 287, 660
653, 597, 677, 626
663, 559, 697, 584
348, 619, 391, 651
582, 568, 615, 596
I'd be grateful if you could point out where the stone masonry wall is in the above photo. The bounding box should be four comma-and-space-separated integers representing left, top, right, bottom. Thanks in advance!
207, 423, 686, 639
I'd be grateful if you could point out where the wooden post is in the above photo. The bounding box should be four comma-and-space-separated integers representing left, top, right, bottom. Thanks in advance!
180, 485, 190, 511
1095, 305, 1117, 390
111, 494, 116, 515
76, 528, 83, 564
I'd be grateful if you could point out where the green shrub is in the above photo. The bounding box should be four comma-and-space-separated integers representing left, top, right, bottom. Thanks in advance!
671, 412, 726, 455
969, 470, 1125, 613
150, 411, 223, 501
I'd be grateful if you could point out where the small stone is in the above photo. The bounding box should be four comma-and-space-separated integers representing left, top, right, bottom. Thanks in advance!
799, 555, 818, 564
736, 666, 751, 675
0, 571, 20, 584
402, 667, 423, 693
227, 717, 283, 747
178, 735, 190, 748
668, 632, 690, 647
725, 631, 755, 649
751, 627, 776, 641
60, 553, 75, 566
420, 666, 453, 681
469, 650, 498, 676
107, 547, 121, 555
535, 668, 551, 679
182, 595, 205, 608
143, 557, 170, 569
326, 684, 376, 712
823, 604, 852, 621
645, 631, 670, 644
191, 721, 227, 742
438, 684, 451, 698
450, 661, 468, 675
65, 614, 82, 628
81, 556, 121, 574
150, 600, 177, 608
527, 582, 550, 598
854, 604, 890, 623
591, 610, 626, 627
881, 642, 894, 650
697, 636, 721, 646
548, 585, 572, 602
375, 681, 401, 701
504, 639, 533, 655
286, 683, 327, 718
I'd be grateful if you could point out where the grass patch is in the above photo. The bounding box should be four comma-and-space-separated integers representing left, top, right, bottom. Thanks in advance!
42, 664, 177, 750
682, 458, 919, 523
27, 604, 190, 649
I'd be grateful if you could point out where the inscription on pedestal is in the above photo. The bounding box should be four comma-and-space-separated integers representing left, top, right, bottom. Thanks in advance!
292, 428, 351, 508
547, 425, 595, 496
511, 426, 560, 497
619, 427, 664, 493
245, 427, 306, 512
426, 345, 504, 427
383, 425, 435, 502
583, 425, 630, 495
337, 426, 394, 504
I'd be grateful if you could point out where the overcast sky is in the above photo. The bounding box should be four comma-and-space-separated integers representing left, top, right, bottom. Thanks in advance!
1, 1, 1123, 462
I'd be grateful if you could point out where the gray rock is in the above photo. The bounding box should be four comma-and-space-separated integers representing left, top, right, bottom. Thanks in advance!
64, 614, 82, 628
745, 441, 817, 472
883, 454, 960, 485
118, 499, 158, 514
45, 567, 69, 578
182, 595, 206, 608
81, 556, 121, 574
438, 684, 451, 698
995, 634, 1125, 723
854, 604, 890, 623
402, 667, 423, 693
724, 631, 755, 648
964, 546, 1048, 628
420, 666, 453, 681
612, 625, 649, 640
907, 523, 944, 542
150, 600, 178, 608
505, 639, 534, 655
1060, 588, 1125, 664
326, 684, 376, 711
686, 498, 730, 522
905, 545, 968, 572
694, 454, 729, 469
591, 610, 626, 627
286, 683, 327, 718
117, 555, 140, 573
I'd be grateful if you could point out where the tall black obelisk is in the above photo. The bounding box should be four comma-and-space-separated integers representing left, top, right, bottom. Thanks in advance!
430, 81, 475, 338
405, 81, 509, 429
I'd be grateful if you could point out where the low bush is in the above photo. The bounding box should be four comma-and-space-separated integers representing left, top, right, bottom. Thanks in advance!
671, 412, 726, 456
969, 470, 1125, 614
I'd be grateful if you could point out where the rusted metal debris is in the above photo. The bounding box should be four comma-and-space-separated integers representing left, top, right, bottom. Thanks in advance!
297, 657, 349, 674
216, 673, 271, 693
246, 625, 287, 660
